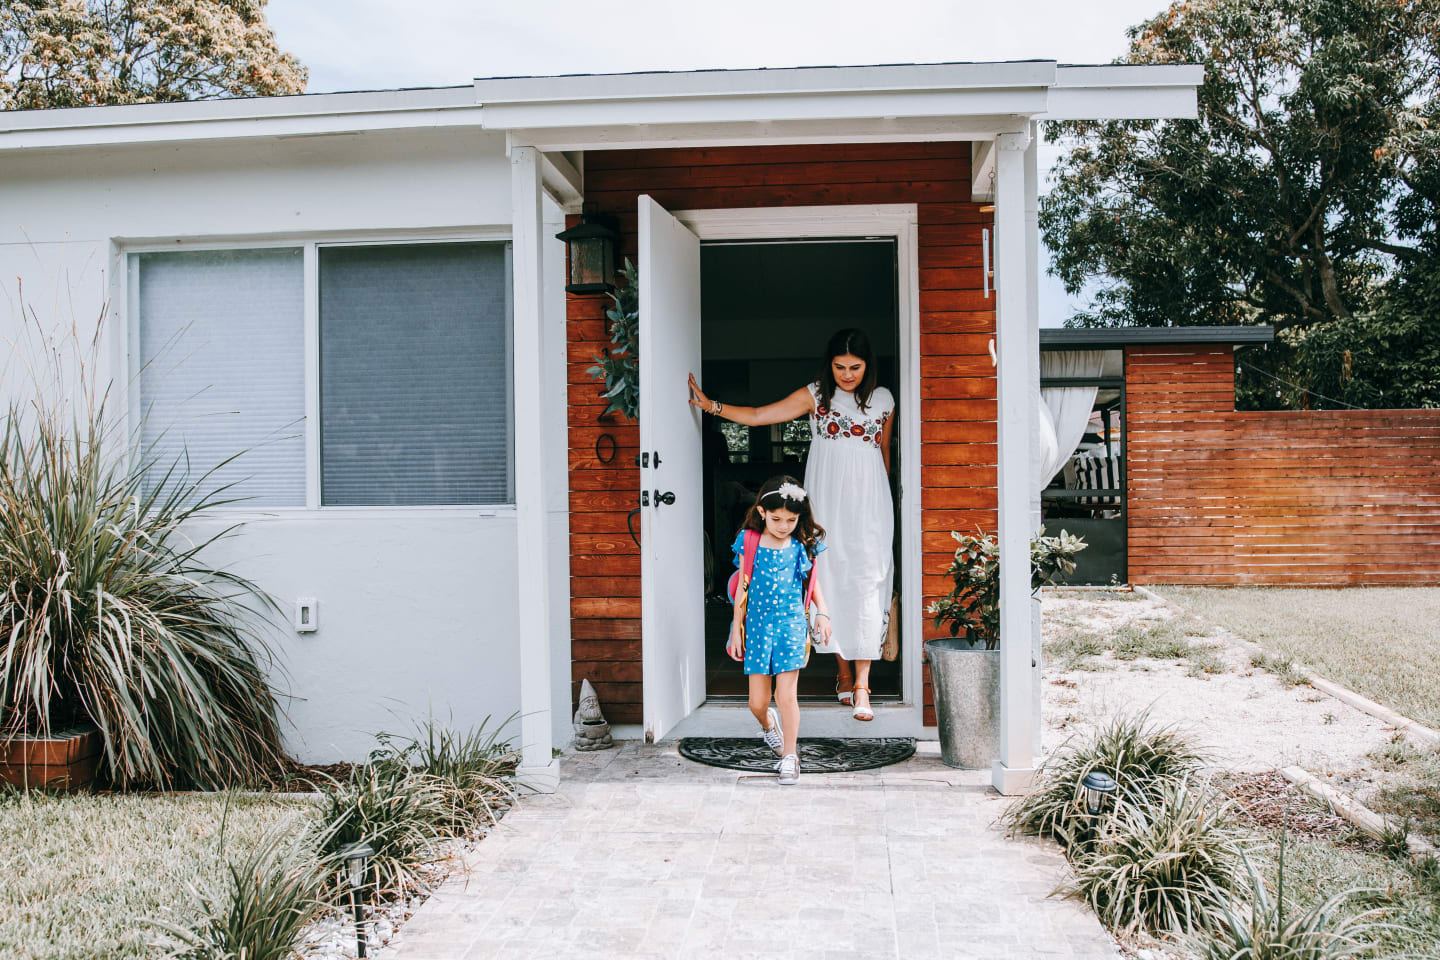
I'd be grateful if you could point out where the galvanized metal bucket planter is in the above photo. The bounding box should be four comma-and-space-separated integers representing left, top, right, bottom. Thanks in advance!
925, 638, 999, 769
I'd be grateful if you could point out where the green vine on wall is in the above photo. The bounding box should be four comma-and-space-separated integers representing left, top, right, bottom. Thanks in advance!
586, 258, 639, 420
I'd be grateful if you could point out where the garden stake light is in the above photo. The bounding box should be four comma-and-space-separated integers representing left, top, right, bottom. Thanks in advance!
1081, 770, 1118, 846
1082, 770, 1119, 817
339, 840, 375, 957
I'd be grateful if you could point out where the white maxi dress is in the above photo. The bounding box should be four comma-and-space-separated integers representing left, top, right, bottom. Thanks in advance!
803, 382, 895, 661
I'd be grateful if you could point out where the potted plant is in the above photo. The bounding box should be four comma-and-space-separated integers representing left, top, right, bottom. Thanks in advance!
926, 530, 1086, 768
0, 386, 287, 790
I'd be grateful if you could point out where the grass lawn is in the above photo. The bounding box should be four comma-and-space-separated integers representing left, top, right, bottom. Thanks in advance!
1251, 830, 1440, 958
0, 790, 314, 960
1157, 586, 1440, 728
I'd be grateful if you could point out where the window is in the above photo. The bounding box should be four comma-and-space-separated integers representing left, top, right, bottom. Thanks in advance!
131, 239, 513, 509
319, 243, 512, 506
134, 248, 306, 507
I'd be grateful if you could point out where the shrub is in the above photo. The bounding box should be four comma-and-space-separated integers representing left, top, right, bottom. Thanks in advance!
153, 825, 324, 960
315, 764, 448, 903
929, 529, 1087, 649
0, 399, 286, 788
370, 716, 518, 838
1183, 843, 1390, 960
1068, 777, 1246, 936
1006, 711, 1207, 850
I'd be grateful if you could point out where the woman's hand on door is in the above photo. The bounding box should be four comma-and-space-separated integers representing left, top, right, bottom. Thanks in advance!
689, 374, 815, 428
688, 373, 714, 414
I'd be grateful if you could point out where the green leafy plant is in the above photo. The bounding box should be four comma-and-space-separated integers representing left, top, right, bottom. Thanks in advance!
314, 764, 448, 904
586, 258, 639, 420
0, 396, 286, 788
1006, 711, 1207, 850
1183, 840, 1390, 960
1067, 777, 1246, 937
153, 824, 325, 960
370, 715, 519, 838
928, 529, 1087, 649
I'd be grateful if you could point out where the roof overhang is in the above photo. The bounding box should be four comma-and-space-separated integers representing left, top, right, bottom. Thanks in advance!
0, 60, 1201, 154
1040, 326, 1275, 350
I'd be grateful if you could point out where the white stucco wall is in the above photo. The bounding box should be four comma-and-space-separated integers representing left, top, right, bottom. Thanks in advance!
0, 127, 565, 761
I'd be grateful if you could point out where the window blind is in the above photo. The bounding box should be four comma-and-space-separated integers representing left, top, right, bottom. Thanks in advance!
319, 242, 512, 506
135, 248, 306, 507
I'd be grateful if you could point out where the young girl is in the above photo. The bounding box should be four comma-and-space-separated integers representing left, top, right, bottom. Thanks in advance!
728, 475, 831, 785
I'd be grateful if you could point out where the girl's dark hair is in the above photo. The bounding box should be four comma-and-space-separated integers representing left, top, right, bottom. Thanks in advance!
743, 475, 826, 556
818, 327, 878, 413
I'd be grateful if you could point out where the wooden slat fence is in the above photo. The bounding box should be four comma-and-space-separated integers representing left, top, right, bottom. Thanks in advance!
1126, 345, 1440, 585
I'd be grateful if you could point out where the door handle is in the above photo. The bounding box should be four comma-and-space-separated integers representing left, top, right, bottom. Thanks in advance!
654, 490, 676, 507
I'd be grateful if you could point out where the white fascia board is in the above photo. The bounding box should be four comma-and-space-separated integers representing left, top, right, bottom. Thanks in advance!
482, 87, 1048, 130
0, 86, 481, 150
507, 114, 1030, 153
473, 61, 1058, 104
1041, 64, 1203, 120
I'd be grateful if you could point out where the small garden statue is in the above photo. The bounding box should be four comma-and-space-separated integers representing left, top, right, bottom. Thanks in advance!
572, 679, 614, 751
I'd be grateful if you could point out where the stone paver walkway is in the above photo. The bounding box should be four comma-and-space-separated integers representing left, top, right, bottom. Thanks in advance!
379, 742, 1117, 960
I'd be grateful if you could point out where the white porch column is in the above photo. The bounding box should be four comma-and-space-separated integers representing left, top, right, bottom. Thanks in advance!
510, 145, 559, 792
993, 129, 1037, 795
1025, 122, 1045, 757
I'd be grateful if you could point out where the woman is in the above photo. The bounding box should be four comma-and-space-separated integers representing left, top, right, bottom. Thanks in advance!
689, 328, 894, 721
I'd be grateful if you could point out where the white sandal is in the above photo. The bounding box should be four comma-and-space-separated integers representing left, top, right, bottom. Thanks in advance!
852, 685, 874, 722
836, 659, 854, 706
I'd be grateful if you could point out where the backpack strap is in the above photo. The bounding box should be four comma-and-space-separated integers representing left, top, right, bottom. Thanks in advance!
803, 548, 819, 610
741, 529, 761, 583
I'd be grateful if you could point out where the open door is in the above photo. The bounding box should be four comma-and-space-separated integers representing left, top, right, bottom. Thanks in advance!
638, 195, 706, 741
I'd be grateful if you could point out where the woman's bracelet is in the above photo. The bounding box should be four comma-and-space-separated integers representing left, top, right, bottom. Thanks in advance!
814, 613, 830, 621
710, 399, 724, 416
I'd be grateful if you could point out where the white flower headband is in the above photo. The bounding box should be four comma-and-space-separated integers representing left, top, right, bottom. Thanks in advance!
774, 481, 807, 502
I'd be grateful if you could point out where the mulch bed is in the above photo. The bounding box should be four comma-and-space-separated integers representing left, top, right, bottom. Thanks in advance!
270, 759, 358, 792
1219, 770, 1377, 850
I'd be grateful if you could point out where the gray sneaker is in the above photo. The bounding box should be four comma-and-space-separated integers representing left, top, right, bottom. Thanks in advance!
776, 753, 800, 785
761, 706, 784, 757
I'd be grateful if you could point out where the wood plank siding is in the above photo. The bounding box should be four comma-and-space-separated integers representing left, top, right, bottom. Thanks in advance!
1126, 345, 1440, 585
565, 142, 996, 725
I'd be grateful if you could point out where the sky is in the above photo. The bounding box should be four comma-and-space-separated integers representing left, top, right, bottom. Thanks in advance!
265, 0, 1167, 324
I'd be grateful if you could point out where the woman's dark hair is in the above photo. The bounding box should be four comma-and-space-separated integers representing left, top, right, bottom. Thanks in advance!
818, 327, 878, 413
743, 475, 826, 557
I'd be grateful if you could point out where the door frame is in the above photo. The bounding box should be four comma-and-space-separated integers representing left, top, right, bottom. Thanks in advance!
658, 202, 926, 737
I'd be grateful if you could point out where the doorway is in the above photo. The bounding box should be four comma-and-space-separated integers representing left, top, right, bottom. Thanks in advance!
697, 239, 904, 702
637, 199, 924, 741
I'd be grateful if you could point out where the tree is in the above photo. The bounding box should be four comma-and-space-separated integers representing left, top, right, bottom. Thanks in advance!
1041, 0, 1440, 407
1, 0, 305, 110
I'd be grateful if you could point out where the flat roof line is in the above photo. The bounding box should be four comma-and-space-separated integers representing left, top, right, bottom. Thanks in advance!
1040, 326, 1276, 348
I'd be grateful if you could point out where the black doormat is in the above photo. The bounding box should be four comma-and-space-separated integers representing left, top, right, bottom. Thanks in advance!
678, 737, 916, 773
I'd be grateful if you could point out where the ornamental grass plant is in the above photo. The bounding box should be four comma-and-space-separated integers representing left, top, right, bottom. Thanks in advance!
1066, 776, 1247, 937
1182, 842, 1392, 960
0, 392, 286, 788
370, 714, 519, 838
314, 763, 450, 904
153, 823, 326, 960
1005, 711, 1207, 850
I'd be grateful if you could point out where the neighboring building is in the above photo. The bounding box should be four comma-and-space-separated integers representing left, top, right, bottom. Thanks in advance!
0, 61, 1208, 792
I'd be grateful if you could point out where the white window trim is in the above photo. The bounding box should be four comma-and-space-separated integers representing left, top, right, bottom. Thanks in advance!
118, 228, 517, 517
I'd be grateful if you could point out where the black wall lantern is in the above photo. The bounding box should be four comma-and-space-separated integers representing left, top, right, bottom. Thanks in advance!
555, 207, 619, 294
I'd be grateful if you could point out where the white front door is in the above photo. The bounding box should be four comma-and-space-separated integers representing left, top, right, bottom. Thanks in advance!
637, 195, 706, 741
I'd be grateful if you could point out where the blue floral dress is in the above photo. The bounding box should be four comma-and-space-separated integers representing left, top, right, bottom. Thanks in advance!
731, 532, 826, 676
